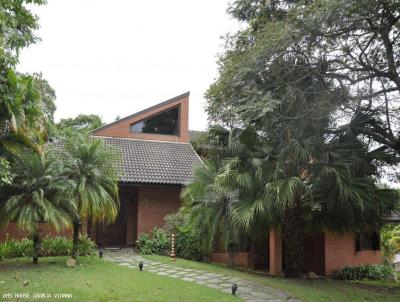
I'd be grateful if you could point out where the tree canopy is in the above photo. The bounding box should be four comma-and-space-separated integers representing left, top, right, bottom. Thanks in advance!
189, 0, 400, 275
0, 0, 56, 185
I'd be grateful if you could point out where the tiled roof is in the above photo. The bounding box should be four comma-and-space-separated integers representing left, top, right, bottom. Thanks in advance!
95, 136, 203, 185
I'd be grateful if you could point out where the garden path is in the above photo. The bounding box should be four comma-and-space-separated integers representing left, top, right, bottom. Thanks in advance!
104, 249, 301, 302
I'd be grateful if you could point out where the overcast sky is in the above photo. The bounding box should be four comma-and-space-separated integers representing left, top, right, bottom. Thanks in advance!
18, 0, 240, 130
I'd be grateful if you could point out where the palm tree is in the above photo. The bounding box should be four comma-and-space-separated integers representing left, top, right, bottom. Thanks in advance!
183, 160, 238, 257
63, 134, 120, 259
0, 149, 75, 264
186, 127, 400, 276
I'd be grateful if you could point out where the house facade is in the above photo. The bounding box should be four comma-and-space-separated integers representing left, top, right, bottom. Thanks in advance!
89, 92, 202, 246
0, 92, 202, 247
0, 92, 383, 275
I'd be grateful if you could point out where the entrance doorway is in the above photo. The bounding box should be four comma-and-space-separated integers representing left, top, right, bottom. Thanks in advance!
96, 198, 127, 246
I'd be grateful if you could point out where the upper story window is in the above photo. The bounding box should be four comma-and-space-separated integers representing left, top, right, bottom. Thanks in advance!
130, 106, 180, 136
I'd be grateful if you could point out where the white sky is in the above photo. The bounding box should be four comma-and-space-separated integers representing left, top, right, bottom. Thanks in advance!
18, 0, 240, 131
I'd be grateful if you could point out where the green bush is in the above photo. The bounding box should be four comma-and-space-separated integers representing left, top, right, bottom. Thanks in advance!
136, 227, 170, 255
0, 235, 97, 259
41, 236, 72, 256
174, 225, 203, 261
76, 234, 98, 256
164, 211, 204, 261
0, 236, 33, 259
336, 264, 396, 281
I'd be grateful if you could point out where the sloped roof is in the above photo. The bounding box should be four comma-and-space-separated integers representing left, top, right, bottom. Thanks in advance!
96, 136, 202, 185
90, 92, 190, 135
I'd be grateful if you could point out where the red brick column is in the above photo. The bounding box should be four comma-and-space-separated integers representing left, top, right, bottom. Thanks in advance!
269, 229, 283, 276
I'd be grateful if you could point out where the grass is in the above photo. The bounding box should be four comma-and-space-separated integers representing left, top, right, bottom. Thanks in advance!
144, 254, 400, 302
0, 256, 238, 302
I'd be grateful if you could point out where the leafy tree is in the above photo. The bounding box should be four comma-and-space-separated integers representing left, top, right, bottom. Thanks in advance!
0, 0, 56, 184
183, 160, 238, 255
0, 149, 75, 264
62, 134, 120, 259
220, 0, 400, 172
381, 224, 400, 264
54, 114, 103, 137
190, 125, 231, 159
201, 0, 400, 275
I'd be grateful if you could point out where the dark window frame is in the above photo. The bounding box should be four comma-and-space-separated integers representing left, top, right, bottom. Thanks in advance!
129, 105, 181, 136
355, 231, 380, 252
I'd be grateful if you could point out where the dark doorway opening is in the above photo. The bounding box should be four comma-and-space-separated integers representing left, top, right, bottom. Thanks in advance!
252, 236, 269, 271
96, 198, 127, 246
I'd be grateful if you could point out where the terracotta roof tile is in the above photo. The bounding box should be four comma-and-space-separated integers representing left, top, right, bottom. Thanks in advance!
94, 136, 202, 185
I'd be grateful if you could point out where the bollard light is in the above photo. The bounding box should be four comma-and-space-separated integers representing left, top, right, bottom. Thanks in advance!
139, 261, 143, 271
231, 284, 238, 295
99, 250, 103, 259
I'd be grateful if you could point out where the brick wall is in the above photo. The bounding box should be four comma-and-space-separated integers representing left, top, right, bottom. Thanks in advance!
137, 185, 182, 235
92, 95, 189, 143
0, 223, 71, 241
324, 232, 382, 275
269, 229, 283, 275
210, 252, 252, 268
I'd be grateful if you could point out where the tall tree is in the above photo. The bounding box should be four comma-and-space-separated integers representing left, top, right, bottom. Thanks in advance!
63, 134, 120, 259
0, 0, 56, 184
220, 0, 400, 177
0, 149, 75, 264
202, 0, 400, 275
54, 114, 103, 138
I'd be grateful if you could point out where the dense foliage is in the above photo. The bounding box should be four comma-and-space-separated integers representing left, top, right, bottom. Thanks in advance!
381, 224, 400, 264
53, 114, 103, 137
336, 264, 397, 281
164, 211, 204, 261
0, 149, 75, 263
136, 228, 170, 255
0, 235, 97, 260
184, 0, 400, 276
61, 134, 120, 258
0, 0, 56, 185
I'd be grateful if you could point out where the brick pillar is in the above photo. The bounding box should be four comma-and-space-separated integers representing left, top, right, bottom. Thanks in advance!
269, 228, 283, 276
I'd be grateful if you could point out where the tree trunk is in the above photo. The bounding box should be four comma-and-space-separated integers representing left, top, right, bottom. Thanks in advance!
87, 217, 93, 239
33, 234, 41, 264
282, 202, 305, 277
72, 219, 81, 260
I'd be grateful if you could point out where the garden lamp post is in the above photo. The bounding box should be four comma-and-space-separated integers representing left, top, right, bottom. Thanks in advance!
231, 284, 238, 295
170, 233, 176, 261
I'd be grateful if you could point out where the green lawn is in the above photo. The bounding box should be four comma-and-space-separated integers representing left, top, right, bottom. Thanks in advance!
0, 256, 237, 302
144, 255, 400, 302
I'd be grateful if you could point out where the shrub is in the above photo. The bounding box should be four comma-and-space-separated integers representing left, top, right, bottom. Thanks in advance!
76, 234, 98, 256
0, 235, 97, 259
136, 233, 154, 255
41, 236, 72, 256
0, 236, 33, 259
164, 211, 204, 261
136, 227, 170, 255
174, 225, 203, 261
336, 264, 396, 281
381, 224, 400, 264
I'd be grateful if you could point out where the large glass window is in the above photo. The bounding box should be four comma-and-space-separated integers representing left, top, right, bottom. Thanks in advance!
130, 106, 180, 135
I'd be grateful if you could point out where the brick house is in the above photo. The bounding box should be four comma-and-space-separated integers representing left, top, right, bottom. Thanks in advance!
0, 92, 383, 275
0, 92, 202, 247
88, 92, 202, 246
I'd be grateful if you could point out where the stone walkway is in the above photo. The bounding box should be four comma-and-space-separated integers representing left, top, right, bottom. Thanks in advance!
103, 249, 301, 302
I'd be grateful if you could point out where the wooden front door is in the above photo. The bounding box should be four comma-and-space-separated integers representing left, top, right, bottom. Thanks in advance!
96, 198, 127, 246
